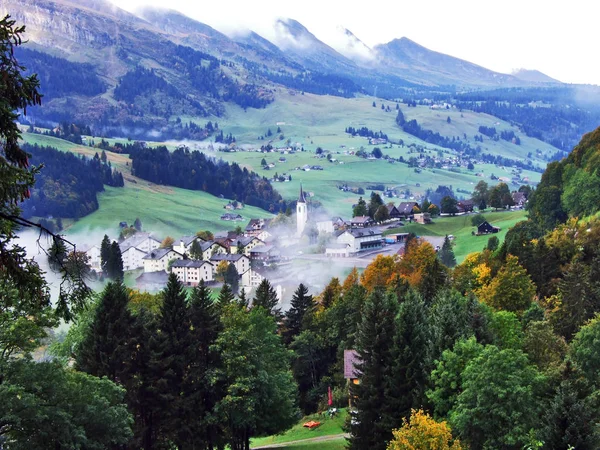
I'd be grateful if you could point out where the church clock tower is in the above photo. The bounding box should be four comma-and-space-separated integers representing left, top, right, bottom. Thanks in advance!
296, 184, 308, 236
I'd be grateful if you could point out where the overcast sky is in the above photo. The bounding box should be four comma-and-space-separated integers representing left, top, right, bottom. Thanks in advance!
110, 0, 599, 85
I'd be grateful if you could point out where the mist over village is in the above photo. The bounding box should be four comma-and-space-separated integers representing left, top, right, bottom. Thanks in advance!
2, 1, 600, 449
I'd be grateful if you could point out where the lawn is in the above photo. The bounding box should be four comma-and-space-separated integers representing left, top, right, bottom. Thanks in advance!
251, 409, 347, 448
256, 439, 346, 450
385, 209, 528, 263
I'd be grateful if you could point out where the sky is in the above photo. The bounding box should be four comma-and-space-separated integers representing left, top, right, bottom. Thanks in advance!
109, 0, 600, 85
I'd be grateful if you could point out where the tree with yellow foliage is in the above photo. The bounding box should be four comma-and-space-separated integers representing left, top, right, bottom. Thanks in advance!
477, 254, 535, 314
387, 409, 463, 450
215, 260, 229, 281
361, 254, 398, 292
342, 267, 360, 294
160, 236, 175, 249
397, 239, 437, 289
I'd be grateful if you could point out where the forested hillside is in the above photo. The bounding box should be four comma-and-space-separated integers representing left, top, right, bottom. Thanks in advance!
130, 146, 286, 212
21, 143, 124, 219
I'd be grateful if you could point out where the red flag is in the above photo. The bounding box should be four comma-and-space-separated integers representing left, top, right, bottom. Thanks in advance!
327, 386, 333, 406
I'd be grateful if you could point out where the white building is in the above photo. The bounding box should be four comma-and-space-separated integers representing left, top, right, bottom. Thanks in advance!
200, 241, 227, 261
80, 245, 101, 271
173, 235, 203, 255
120, 232, 161, 254
325, 243, 351, 258
336, 229, 383, 253
171, 260, 213, 286
142, 248, 182, 273
121, 245, 148, 271
210, 253, 251, 276
316, 220, 334, 234
230, 236, 264, 256
296, 185, 308, 236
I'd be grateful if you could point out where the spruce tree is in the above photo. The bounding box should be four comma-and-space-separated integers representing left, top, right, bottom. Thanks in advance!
109, 240, 124, 279
224, 263, 239, 293
237, 288, 248, 308
190, 239, 202, 260
349, 289, 399, 450
100, 234, 111, 273
151, 273, 191, 447
76, 280, 134, 381
253, 278, 281, 319
218, 282, 235, 306
283, 283, 314, 346
182, 280, 224, 448
439, 235, 457, 268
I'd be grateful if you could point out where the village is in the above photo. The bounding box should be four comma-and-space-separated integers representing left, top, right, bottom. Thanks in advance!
77, 184, 522, 307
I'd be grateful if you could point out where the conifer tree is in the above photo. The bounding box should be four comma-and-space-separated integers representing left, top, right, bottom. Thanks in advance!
182, 280, 224, 448
76, 280, 133, 381
349, 289, 400, 450
190, 239, 203, 260
224, 263, 239, 293
237, 288, 248, 308
439, 235, 457, 268
151, 273, 190, 447
283, 283, 314, 346
253, 278, 281, 319
100, 234, 111, 273
218, 282, 235, 306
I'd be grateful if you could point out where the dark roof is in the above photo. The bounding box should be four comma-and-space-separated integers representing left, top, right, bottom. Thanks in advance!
200, 241, 225, 252
512, 191, 526, 203
386, 204, 400, 214
136, 271, 169, 284
350, 215, 373, 224
478, 221, 500, 232
120, 232, 161, 252
171, 259, 212, 268
142, 248, 181, 260
237, 236, 262, 247
210, 254, 248, 262
245, 218, 271, 231
397, 202, 419, 214
344, 350, 361, 379
457, 199, 474, 207
176, 235, 200, 247
347, 229, 382, 238
250, 245, 276, 254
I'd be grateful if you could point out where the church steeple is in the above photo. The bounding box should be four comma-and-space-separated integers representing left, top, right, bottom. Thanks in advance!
298, 184, 306, 203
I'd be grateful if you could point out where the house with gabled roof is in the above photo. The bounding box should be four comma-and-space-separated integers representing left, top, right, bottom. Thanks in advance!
477, 221, 500, 235
350, 216, 374, 228
210, 253, 251, 276
336, 229, 383, 253
230, 236, 264, 256
199, 241, 227, 261
171, 259, 213, 286
173, 235, 204, 256
457, 200, 474, 214
386, 204, 401, 220
397, 202, 420, 219
120, 232, 161, 254
142, 248, 182, 273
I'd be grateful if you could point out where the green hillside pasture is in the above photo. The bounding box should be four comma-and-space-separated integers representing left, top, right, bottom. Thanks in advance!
251, 409, 347, 448
254, 439, 345, 449
215, 91, 555, 168
67, 185, 272, 238
385, 209, 528, 263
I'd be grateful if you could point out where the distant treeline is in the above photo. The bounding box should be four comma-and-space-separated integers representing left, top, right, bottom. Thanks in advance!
345, 126, 388, 140
130, 146, 286, 212
264, 70, 361, 98
16, 48, 106, 99
21, 143, 124, 219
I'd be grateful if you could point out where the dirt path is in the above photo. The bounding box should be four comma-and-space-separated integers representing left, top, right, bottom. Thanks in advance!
251, 433, 349, 449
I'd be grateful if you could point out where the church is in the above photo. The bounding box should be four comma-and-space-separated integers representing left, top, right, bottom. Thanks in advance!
297, 185, 308, 236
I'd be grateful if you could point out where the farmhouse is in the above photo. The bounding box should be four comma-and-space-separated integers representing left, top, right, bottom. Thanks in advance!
210, 253, 251, 276
350, 216, 374, 228
477, 221, 500, 235
142, 248, 183, 273
220, 213, 243, 221
386, 205, 402, 220
397, 202, 420, 219
245, 218, 271, 238
457, 200, 475, 214
171, 260, 214, 286
336, 229, 383, 253
512, 191, 527, 207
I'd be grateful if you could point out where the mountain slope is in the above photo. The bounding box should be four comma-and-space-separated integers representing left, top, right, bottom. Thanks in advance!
512, 68, 561, 84
373, 37, 524, 87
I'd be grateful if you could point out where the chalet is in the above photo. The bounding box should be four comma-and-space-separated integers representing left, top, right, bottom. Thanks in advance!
386, 204, 402, 220
221, 213, 244, 221
173, 235, 203, 255
210, 254, 251, 276
199, 241, 227, 261
120, 245, 149, 271
512, 191, 527, 208
336, 229, 383, 253
414, 212, 432, 224
477, 221, 500, 235
249, 245, 280, 263
350, 216, 374, 228
231, 236, 264, 255
171, 260, 213, 286
120, 232, 161, 254
224, 201, 243, 210
397, 202, 420, 219
457, 200, 475, 214
142, 248, 182, 273
245, 218, 271, 238
136, 270, 169, 292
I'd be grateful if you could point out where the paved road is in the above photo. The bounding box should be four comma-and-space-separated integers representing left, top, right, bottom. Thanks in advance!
251, 433, 349, 449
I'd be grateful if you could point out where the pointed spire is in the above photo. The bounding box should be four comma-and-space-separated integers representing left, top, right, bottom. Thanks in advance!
298, 184, 306, 203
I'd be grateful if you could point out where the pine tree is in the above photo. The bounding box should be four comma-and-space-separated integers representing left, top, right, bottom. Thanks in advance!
253, 278, 281, 319
190, 239, 203, 260
108, 240, 124, 280
439, 235, 457, 268
48, 237, 67, 272
151, 273, 191, 447
224, 263, 240, 293
182, 280, 224, 448
218, 282, 235, 306
349, 289, 400, 450
133, 217, 142, 231
76, 280, 134, 381
237, 288, 249, 308
283, 283, 314, 346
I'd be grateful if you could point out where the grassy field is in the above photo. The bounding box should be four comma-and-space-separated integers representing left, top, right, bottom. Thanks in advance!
251, 409, 347, 448
254, 439, 346, 450
385, 209, 528, 263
